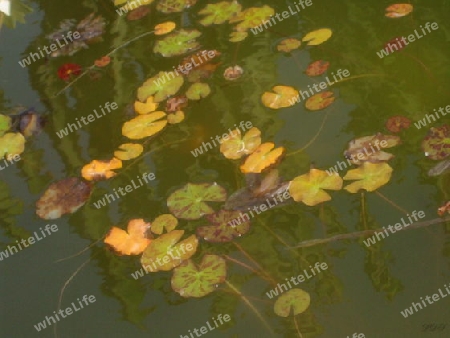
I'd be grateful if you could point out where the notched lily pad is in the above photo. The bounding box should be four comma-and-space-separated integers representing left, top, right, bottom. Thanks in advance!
185, 83, 211, 100
343, 162, 393, 193
137, 72, 184, 103
167, 183, 227, 220
153, 29, 202, 57
274, 289, 311, 317
196, 210, 251, 242
261, 86, 298, 109
0, 132, 25, 158
171, 254, 226, 297
122, 111, 168, 140
150, 214, 178, 234
36, 177, 92, 219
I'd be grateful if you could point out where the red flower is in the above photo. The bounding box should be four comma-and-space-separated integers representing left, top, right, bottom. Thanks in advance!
57, 63, 82, 81
383, 37, 407, 54
385, 115, 411, 133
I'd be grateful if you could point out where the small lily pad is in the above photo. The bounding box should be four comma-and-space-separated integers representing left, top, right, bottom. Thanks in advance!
114, 143, 143, 160
185, 83, 211, 100
0, 132, 25, 159
274, 289, 311, 317
151, 214, 178, 234
171, 255, 226, 297
421, 125, 450, 160
197, 210, 251, 242
0, 115, 11, 136
122, 111, 168, 140
153, 29, 202, 57
141, 230, 198, 272
343, 162, 393, 193
167, 183, 227, 220
137, 72, 184, 103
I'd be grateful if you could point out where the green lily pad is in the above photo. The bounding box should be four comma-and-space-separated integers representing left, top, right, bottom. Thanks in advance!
137, 72, 184, 103
141, 230, 198, 272
274, 288, 311, 317
198, 1, 242, 26
0, 132, 25, 159
0, 115, 11, 136
196, 210, 251, 242
229, 5, 274, 31
150, 214, 178, 234
153, 29, 202, 57
421, 125, 450, 160
171, 255, 226, 297
185, 83, 211, 100
167, 183, 227, 220
156, 0, 197, 13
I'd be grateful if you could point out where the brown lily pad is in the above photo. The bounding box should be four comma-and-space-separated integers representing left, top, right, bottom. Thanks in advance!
196, 209, 251, 242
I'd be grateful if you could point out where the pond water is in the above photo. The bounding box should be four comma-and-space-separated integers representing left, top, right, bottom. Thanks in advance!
1, 0, 450, 337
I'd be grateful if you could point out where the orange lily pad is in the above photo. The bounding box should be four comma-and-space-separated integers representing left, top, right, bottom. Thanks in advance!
343, 162, 393, 193
220, 127, 261, 160
122, 111, 168, 140
81, 158, 122, 181
277, 38, 301, 52
305, 91, 335, 111
289, 168, 343, 206
261, 85, 298, 109
240, 142, 285, 174
385, 4, 413, 18
104, 219, 151, 255
134, 97, 159, 115
305, 60, 330, 76
154, 21, 176, 35
385, 115, 411, 133
114, 143, 143, 160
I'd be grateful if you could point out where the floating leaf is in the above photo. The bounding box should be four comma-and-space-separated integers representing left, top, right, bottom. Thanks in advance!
289, 168, 343, 206
305, 60, 330, 76
0, 115, 11, 136
385, 115, 411, 133
167, 183, 227, 220
385, 4, 413, 18
421, 125, 450, 160
0, 132, 25, 159
137, 72, 184, 103
150, 214, 178, 234
185, 83, 211, 100
153, 29, 202, 57
166, 96, 188, 112
171, 255, 226, 297
229, 31, 248, 42
154, 21, 176, 35
343, 162, 393, 193
305, 91, 335, 111
114, 143, 143, 160
122, 111, 168, 140
220, 127, 261, 160
261, 85, 298, 109
141, 230, 198, 272
134, 96, 159, 114
224, 65, 244, 81
344, 133, 401, 165
36, 177, 92, 219
198, 1, 242, 26
196, 210, 251, 242
156, 0, 197, 13
229, 5, 274, 31
240, 142, 285, 174
274, 289, 311, 317
302, 28, 332, 46
104, 219, 151, 255
94, 56, 110, 67
277, 38, 301, 52
81, 158, 122, 181
167, 111, 185, 124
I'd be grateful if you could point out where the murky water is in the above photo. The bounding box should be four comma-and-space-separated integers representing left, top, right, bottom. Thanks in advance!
1, 0, 450, 337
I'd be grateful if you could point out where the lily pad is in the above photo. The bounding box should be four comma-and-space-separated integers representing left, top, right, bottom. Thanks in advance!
185, 83, 211, 100
220, 127, 261, 160
305, 60, 330, 76
277, 38, 301, 52
167, 111, 185, 124
141, 230, 198, 272
153, 29, 202, 57
137, 72, 184, 103
114, 143, 143, 160
36, 177, 92, 219
171, 255, 226, 297
229, 5, 274, 32
261, 85, 298, 109
421, 125, 450, 160
154, 21, 176, 35
305, 91, 335, 111
240, 142, 285, 174
167, 183, 227, 220
302, 28, 333, 46
289, 168, 343, 206
134, 96, 159, 114
198, 1, 242, 26
229, 31, 248, 42
150, 214, 178, 234
104, 219, 151, 255
385, 4, 413, 18
344, 133, 400, 165
122, 111, 168, 140
196, 210, 251, 242
156, 0, 197, 13
0, 115, 11, 136
274, 289, 311, 317
343, 162, 393, 193
81, 158, 123, 181
0, 132, 25, 158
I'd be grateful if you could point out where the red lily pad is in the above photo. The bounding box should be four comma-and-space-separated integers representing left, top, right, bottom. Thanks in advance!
305, 60, 330, 76
196, 209, 251, 242
171, 254, 226, 297
421, 125, 450, 160
36, 177, 92, 219
385, 115, 411, 133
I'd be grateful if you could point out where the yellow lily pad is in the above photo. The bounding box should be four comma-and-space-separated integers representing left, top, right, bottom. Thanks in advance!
0, 132, 25, 159
277, 38, 301, 52
154, 21, 176, 35
343, 162, 393, 193
261, 85, 298, 109
240, 142, 285, 173
122, 111, 168, 140
114, 143, 143, 160
302, 28, 333, 46
134, 96, 159, 114
220, 127, 261, 160
229, 31, 248, 42
137, 71, 184, 103
150, 214, 178, 234
289, 168, 343, 206
167, 111, 185, 124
